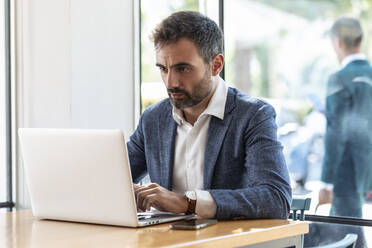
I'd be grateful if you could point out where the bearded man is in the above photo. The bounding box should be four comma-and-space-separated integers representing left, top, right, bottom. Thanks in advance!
127, 11, 291, 220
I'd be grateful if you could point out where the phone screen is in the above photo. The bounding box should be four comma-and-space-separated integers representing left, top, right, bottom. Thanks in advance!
170, 219, 217, 230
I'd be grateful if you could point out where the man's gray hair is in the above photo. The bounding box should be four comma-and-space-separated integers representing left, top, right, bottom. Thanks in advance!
151, 11, 223, 63
330, 17, 363, 50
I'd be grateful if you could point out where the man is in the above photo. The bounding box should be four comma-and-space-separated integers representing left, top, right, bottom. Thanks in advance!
127, 11, 291, 220
319, 17, 372, 218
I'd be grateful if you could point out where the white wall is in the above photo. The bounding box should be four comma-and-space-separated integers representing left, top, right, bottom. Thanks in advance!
16, 0, 136, 208
70, 1, 134, 131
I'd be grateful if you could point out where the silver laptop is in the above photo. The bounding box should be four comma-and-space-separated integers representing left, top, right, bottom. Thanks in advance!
18, 128, 191, 227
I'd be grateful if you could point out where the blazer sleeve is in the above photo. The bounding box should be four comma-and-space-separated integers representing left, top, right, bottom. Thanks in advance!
321, 74, 350, 184
208, 103, 292, 220
127, 113, 148, 183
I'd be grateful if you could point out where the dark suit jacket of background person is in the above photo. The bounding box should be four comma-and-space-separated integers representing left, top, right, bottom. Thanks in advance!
322, 59, 372, 196
127, 87, 292, 220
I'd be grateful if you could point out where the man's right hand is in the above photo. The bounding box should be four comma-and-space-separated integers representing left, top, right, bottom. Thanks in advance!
133, 183, 188, 214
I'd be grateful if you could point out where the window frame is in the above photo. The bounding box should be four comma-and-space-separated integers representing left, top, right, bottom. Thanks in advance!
0, 0, 14, 211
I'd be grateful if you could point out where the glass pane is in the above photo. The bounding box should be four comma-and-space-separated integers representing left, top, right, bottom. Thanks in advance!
225, 0, 372, 219
0, 0, 8, 204
140, 0, 219, 112
139, 0, 219, 185
140, 0, 200, 112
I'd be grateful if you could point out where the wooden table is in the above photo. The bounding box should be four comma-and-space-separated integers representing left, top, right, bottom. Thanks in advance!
1, 210, 308, 248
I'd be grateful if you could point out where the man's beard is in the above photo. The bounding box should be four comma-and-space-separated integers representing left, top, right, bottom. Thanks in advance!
167, 69, 213, 109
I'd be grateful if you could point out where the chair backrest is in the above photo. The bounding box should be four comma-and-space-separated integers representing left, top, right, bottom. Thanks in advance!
290, 197, 359, 248
312, 234, 358, 248
291, 197, 311, 221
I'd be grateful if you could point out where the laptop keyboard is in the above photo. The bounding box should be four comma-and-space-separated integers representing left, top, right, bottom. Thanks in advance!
138, 214, 162, 224
137, 212, 188, 224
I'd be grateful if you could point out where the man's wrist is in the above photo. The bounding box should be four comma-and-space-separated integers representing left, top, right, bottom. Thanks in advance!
320, 182, 334, 190
184, 191, 197, 214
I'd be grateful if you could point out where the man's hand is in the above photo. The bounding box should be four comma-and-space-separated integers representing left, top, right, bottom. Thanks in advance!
318, 188, 333, 206
133, 183, 188, 213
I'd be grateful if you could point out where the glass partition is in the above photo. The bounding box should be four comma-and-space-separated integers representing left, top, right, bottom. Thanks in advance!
140, 0, 219, 112
140, 0, 199, 112
224, 0, 372, 221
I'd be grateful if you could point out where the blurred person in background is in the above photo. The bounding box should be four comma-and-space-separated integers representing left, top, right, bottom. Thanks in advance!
319, 17, 372, 218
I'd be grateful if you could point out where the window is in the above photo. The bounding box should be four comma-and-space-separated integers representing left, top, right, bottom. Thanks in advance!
140, 0, 219, 112
225, 0, 333, 205
139, 0, 219, 184
138, 0, 372, 245
140, 0, 199, 112
224, 0, 372, 245
225, 0, 372, 218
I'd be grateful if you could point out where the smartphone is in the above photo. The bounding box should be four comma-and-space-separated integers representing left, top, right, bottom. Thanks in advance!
170, 218, 217, 230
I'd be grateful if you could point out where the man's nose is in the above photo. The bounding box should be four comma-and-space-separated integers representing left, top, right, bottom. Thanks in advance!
165, 70, 179, 89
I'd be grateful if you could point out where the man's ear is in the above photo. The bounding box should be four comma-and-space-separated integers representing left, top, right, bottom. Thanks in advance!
336, 38, 345, 50
210, 54, 224, 76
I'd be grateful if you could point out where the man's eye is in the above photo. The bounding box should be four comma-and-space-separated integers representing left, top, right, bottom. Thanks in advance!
159, 67, 168, 73
178, 67, 189, 72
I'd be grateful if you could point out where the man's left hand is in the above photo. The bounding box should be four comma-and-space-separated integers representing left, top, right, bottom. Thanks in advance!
134, 183, 188, 213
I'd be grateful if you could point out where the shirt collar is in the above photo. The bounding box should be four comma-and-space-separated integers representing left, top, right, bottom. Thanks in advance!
341, 53, 367, 69
172, 107, 184, 125
172, 76, 228, 125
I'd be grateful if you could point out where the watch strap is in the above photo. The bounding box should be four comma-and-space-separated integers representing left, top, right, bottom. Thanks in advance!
186, 197, 196, 214
184, 191, 197, 214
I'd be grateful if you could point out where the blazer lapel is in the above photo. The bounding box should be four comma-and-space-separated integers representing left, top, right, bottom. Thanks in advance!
203, 89, 236, 189
158, 104, 177, 190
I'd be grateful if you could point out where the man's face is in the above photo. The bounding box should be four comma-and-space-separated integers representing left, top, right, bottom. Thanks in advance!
155, 38, 213, 109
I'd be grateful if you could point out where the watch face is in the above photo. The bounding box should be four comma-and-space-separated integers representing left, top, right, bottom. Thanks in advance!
185, 191, 197, 200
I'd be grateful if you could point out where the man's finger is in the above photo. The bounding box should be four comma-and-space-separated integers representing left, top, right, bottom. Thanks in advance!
134, 183, 159, 195
143, 193, 157, 211
133, 184, 141, 190
136, 187, 160, 211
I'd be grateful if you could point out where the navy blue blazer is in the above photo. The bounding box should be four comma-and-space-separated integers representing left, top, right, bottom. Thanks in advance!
127, 87, 291, 220
322, 60, 372, 195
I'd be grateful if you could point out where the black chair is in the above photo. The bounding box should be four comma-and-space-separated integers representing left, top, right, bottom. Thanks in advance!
309, 234, 358, 248
291, 196, 311, 221
290, 196, 358, 248
290, 196, 312, 247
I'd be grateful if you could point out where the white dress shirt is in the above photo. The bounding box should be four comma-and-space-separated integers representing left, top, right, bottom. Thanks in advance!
171, 76, 228, 218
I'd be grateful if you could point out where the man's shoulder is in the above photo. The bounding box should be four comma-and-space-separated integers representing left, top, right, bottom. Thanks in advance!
227, 87, 275, 115
141, 98, 172, 119
328, 60, 372, 95
338, 60, 372, 77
